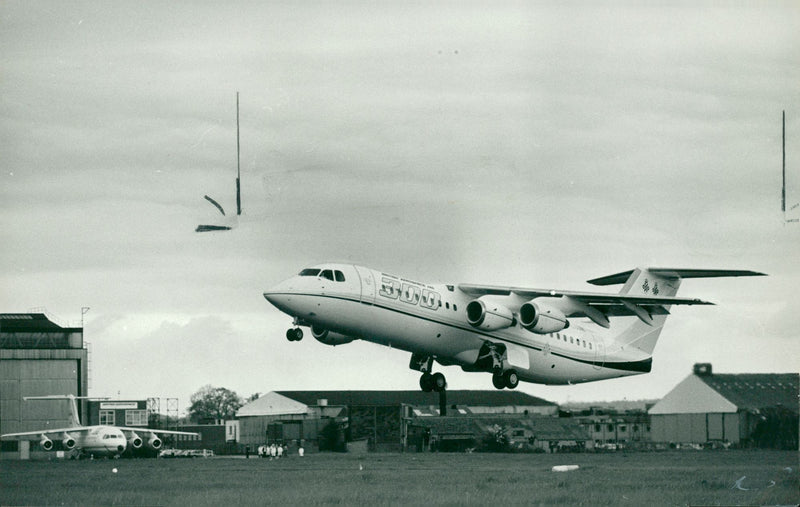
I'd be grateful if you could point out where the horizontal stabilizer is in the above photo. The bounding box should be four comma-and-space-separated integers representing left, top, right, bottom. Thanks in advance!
588, 268, 766, 286
195, 224, 233, 232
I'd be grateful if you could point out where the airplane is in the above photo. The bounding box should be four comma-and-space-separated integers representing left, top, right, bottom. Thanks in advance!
0, 395, 198, 458
263, 264, 764, 392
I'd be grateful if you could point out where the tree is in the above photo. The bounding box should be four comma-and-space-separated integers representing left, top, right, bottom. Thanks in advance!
188, 385, 242, 422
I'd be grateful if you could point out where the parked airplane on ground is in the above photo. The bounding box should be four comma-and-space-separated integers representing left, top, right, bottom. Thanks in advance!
0, 395, 198, 458
264, 264, 764, 391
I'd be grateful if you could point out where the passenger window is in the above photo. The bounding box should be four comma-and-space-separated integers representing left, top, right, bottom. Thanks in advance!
570, 337, 573, 344
453, 304, 457, 311
320, 270, 334, 281
334, 270, 345, 282
589, 343, 593, 350
446, 302, 450, 309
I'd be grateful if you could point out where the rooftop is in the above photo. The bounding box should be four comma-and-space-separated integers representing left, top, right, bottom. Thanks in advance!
276, 390, 557, 408
698, 373, 798, 414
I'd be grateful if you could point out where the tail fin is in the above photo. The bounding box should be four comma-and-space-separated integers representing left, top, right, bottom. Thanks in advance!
24, 394, 108, 427
589, 268, 765, 355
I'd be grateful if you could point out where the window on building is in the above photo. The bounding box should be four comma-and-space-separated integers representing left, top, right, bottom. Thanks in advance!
594, 424, 601, 432
620, 425, 627, 432
125, 409, 148, 426
99, 410, 115, 425
607, 424, 613, 432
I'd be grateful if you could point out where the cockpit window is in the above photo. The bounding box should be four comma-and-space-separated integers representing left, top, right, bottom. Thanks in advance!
320, 269, 334, 281
299, 268, 321, 277
334, 270, 345, 282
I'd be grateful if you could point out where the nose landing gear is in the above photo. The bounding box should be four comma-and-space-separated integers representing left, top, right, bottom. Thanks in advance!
286, 328, 303, 341
419, 372, 447, 393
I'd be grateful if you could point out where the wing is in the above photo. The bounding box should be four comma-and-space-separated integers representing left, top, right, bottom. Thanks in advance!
113, 426, 199, 436
1, 427, 92, 439
458, 284, 711, 328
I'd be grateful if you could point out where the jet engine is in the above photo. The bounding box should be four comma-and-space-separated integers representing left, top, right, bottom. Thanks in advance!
311, 325, 355, 346
39, 434, 54, 451
61, 433, 76, 450
466, 299, 515, 331
519, 300, 568, 334
144, 434, 162, 451
128, 432, 143, 450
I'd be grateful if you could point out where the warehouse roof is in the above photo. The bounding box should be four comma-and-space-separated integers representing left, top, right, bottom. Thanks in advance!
698, 373, 798, 413
649, 371, 799, 415
0, 313, 77, 332
276, 390, 556, 408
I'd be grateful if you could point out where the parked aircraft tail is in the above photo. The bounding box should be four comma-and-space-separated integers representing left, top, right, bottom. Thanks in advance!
24, 395, 108, 428
588, 268, 765, 355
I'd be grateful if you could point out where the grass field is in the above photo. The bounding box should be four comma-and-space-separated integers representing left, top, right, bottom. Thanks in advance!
1, 450, 797, 506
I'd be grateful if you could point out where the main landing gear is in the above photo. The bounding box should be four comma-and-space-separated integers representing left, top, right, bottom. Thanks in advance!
286, 328, 303, 341
492, 369, 519, 390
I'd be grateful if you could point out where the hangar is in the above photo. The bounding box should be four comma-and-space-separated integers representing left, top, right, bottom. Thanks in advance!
0, 313, 89, 459
236, 390, 558, 452
648, 363, 798, 449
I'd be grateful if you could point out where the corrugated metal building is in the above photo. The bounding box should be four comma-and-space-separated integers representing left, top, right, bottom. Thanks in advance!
0, 313, 89, 459
236, 390, 558, 452
648, 364, 798, 449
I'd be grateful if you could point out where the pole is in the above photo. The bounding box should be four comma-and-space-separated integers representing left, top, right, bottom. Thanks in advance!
236, 92, 242, 216
782, 110, 786, 216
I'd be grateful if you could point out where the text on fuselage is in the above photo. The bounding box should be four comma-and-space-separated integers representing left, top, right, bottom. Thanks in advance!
379, 276, 441, 310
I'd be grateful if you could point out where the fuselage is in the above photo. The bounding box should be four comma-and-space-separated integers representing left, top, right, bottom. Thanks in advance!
76, 426, 127, 456
264, 263, 652, 387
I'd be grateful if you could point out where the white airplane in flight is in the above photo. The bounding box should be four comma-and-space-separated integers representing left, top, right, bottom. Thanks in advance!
0, 395, 198, 458
264, 264, 764, 391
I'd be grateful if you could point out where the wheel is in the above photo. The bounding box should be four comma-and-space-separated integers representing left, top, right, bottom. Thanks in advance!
294, 328, 303, 341
432, 372, 447, 392
503, 369, 519, 389
492, 373, 505, 389
419, 373, 434, 392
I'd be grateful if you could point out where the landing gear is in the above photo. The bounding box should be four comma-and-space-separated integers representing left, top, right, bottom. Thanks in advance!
420, 372, 447, 392
419, 372, 446, 392
503, 369, 519, 389
286, 328, 303, 341
492, 369, 519, 389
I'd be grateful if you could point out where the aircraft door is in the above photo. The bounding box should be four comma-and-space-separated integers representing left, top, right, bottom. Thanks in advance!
593, 340, 605, 370
354, 266, 376, 305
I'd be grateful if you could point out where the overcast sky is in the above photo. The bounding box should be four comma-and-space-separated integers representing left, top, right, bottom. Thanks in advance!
2, 1, 798, 413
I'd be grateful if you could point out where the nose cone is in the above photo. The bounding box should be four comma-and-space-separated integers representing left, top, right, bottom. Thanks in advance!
263, 278, 298, 314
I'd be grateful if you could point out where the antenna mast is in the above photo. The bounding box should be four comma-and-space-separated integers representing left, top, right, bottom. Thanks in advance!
236, 91, 242, 216
784, 110, 799, 223
782, 110, 786, 216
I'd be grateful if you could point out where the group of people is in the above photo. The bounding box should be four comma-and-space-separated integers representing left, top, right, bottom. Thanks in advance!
257, 442, 298, 459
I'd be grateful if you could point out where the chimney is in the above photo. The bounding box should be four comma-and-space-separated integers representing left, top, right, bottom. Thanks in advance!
693, 363, 712, 376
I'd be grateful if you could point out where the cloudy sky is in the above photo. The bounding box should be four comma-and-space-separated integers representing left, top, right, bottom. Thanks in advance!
2, 1, 798, 412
